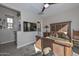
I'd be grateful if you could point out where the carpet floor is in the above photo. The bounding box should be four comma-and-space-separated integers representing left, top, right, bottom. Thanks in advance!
0, 42, 79, 56
0, 42, 36, 56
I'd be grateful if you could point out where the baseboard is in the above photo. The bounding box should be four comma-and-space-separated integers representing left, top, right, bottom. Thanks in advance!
17, 41, 35, 49
0, 40, 15, 44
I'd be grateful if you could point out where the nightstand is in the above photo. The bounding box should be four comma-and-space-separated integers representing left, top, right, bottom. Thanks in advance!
43, 32, 50, 37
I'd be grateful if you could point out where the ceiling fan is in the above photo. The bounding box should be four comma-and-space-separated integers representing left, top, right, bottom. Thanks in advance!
39, 3, 56, 14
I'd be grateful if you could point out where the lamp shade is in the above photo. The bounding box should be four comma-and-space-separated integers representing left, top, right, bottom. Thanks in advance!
44, 25, 49, 28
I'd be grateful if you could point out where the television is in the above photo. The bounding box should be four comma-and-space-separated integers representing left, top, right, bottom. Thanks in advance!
23, 21, 37, 32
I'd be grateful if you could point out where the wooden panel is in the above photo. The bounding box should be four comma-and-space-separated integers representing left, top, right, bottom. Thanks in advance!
50, 24, 56, 32
73, 30, 79, 40
53, 43, 64, 56
35, 36, 73, 56
73, 30, 79, 36
56, 24, 62, 32
50, 21, 71, 39
62, 23, 67, 27
43, 32, 50, 37
73, 30, 79, 47
35, 38, 42, 49
65, 47, 72, 56
42, 38, 53, 49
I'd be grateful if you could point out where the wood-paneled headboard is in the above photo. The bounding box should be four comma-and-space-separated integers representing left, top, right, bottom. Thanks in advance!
50, 21, 71, 39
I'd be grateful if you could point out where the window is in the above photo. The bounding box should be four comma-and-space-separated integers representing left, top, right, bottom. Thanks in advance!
7, 17, 13, 29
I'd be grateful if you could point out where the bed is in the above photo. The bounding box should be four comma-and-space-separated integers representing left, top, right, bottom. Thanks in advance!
35, 36, 73, 56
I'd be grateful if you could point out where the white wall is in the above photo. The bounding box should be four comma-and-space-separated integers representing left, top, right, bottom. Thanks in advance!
42, 7, 79, 38
0, 5, 19, 44
2, 4, 42, 48
17, 10, 41, 48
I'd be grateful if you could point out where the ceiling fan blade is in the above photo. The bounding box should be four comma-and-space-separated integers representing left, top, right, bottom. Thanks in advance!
42, 6, 45, 12
40, 3, 56, 14
48, 3, 56, 5
41, 3, 56, 12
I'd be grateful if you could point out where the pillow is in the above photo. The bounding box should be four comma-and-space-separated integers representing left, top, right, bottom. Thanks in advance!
50, 32, 59, 38
50, 31, 56, 37
55, 33, 59, 38
57, 32, 69, 39
57, 32, 63, 38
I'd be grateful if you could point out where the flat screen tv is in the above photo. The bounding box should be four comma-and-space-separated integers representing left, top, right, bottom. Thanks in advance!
23, 21, 37, 32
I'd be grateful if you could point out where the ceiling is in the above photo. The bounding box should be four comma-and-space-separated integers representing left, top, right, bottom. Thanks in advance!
1, 3, 79, 18
40, 3, 79, 17
1, 3, 43, 13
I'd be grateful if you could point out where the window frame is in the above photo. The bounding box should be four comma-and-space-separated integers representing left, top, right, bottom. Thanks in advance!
6, 15, 14, 29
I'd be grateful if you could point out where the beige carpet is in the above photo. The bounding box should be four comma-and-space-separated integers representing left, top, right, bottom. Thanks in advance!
0, 42, 35, 56
0, 42, 79, 56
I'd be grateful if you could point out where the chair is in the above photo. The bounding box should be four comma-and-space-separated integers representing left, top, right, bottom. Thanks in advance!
34, 44, 54, 56
34, 44, 42, 53
42, 47, 54, 56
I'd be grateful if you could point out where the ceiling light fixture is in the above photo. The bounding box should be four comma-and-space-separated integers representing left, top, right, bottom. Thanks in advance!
44, 3, 49, 8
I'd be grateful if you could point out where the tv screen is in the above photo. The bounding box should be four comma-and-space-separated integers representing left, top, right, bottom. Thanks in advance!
23, 21, 37, 32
